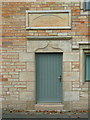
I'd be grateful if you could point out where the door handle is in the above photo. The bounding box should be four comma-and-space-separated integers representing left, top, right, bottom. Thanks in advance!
58, 75, 62, 81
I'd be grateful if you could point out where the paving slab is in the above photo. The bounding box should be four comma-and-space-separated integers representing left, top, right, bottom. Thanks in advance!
2, 112, 88, 119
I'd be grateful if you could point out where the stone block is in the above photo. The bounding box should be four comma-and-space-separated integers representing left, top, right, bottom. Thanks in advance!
63, 53, 79, 61
64, 91, 79, 101
80, 92, 88, 98
27, 41, 34, 52
27, 62, 35, 72
19, 53, 34, 62
72, 82, 79, 87
82, 88, 88, 92
27, 82, 35, 92
14, 85, 27, 88
26, 101, 35, 110
63, 72, 79, 81
63, 82, 72, 91
20, 92, 35, 101
80, 82, 88, 88
63, 62, 71, 72
63, 101, 72, 111
72, 101, 88, 110
72, 62, 80, 72
73, 88, 81, 91
20, 72, 35, 82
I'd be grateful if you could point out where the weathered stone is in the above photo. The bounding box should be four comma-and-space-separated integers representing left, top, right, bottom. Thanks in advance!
73, 88, 81, 91
64, 92, 79, 101
63, 101, 72, 111
2, 2, 89, 112
63, 53, 79, 61
14, 85, 27, 88
27, 62, 35, 71
26, 101, 35, 110
20, 92, 35, 101
72, 82, 79, 87
19, 53, 34, 62
27, 82, 35, 91
72, 101, 88, 110
80, 92, 88, 97
63, 62, 71, 72
20, 72, 35, 82
63, 82, 72, 91
63, 72, 79, 81
28, 11, 70, 28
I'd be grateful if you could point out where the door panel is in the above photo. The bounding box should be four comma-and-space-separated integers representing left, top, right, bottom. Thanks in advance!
36, 53, 62, 103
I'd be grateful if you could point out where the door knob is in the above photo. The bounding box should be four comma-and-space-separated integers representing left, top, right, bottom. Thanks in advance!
58, 75, 62, 81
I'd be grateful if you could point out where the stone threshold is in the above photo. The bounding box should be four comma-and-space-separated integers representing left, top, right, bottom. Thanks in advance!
35, 103, 64, 111
26, 36, 72, 40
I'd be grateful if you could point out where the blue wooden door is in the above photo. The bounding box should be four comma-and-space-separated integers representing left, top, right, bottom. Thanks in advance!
36, 53, 62, 103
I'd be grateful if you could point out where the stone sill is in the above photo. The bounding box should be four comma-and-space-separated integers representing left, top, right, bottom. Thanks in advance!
26, 27, 72, 30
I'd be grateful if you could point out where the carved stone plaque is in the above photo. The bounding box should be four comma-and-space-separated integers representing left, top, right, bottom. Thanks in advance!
26, 10, 71, 30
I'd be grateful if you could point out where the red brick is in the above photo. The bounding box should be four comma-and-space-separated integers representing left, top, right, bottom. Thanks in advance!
2, 78, 8, 81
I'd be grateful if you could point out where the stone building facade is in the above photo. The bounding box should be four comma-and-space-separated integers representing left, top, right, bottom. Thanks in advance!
2, 1, 89, 112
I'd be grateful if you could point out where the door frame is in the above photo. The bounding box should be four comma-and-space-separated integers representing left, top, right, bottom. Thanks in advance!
35, 52, 63, 104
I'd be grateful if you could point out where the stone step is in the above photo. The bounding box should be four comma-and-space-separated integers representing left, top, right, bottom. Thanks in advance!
35, 103, 64, 111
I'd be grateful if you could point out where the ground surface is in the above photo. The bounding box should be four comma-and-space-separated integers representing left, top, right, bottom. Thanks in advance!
1, 110, 88, 119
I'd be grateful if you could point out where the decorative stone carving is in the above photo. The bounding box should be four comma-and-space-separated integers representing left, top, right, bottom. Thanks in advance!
26, 10, 71, 29
35, 41, 63, 53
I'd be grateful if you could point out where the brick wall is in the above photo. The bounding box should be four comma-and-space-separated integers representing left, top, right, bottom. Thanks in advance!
2, 2, 89, 111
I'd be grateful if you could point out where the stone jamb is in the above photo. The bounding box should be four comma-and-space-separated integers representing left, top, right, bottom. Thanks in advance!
79, 44, 90, 83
